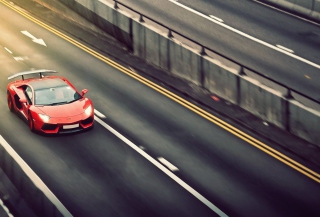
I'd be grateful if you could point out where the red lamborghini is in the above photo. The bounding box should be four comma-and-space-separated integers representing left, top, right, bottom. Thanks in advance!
7, 69, 94, 134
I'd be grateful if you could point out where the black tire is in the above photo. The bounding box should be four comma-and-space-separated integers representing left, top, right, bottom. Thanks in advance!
7, 91, 14, 112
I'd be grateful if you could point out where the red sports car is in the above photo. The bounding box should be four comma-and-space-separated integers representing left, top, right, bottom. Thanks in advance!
7, 69, 94, 134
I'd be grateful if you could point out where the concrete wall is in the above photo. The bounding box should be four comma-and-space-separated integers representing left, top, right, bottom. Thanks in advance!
132, 18, 202, 85
57, 0, 133, 50
168, 39, 202, 85
257, 0, 320, 22
315, 0, 320, 12
203, 57, 238, 104
289, 100, 320, 144
0, 136, 72, 217
288, 0, 314, 9
239, 76, 285, 128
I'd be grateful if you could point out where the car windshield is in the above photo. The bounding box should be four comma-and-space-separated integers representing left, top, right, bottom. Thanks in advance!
34, 85, 82, 106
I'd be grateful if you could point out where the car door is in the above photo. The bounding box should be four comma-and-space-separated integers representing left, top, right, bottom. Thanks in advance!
21, 86, 33, 119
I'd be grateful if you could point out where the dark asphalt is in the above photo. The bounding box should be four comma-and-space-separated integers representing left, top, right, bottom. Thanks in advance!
112, 0, 320, 101
1, 1, 320, 217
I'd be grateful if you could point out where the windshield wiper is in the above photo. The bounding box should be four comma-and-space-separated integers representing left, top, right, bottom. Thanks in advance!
48, 101, 67, 106
67, 99, 78, 104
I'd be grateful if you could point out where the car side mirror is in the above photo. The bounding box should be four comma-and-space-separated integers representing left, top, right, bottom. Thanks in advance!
19, 98, 27, 103
81, 89, 88, 96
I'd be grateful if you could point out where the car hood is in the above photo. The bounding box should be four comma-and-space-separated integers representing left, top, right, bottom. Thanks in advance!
37, 99, 89, 118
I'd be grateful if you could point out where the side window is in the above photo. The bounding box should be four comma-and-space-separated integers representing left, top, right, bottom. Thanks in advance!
25, 86, 33, 105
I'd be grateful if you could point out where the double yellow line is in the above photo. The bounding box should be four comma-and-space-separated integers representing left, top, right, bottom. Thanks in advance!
2, 0, 320, 183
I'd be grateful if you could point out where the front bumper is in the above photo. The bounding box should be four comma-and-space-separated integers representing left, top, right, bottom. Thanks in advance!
34, 114, 94, 134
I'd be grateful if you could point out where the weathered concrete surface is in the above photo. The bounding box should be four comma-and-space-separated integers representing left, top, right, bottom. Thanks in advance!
289, 100, 320, 146
256, 0, 320, 23
203, 57, 238, 104
240, 76, 284, 129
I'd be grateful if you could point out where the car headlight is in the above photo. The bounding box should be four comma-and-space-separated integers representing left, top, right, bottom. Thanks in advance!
85, 105, 92, 116
38, 114, 50, 122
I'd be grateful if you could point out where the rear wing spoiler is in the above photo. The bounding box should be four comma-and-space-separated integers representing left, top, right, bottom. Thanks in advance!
8, 69, 57, 80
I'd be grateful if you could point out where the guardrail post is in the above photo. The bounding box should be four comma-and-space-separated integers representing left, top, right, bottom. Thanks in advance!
236, 66, 246, 105
139, 14, 144, 22
167, 29, 173, 38
114, 0, 119, 9
200, 47, 206, 56
284, 89, 294, 100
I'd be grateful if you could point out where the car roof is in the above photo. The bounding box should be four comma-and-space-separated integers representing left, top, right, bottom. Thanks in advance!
29, 77, 68, 90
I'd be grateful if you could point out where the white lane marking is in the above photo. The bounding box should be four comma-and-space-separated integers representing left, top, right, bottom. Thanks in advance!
14, 56, 24, 61
252, 0, 320, 27
94, 116, 228, 217
276, 45, 294, 53
0, 135, 73, 217
94, 109, 106, 118
4, 47, 12, 54
21, 30, 47, 47
168, 0, 320, 69
209, 15, 224, 22
0, 199, 13, 217
158, 157, 179, 172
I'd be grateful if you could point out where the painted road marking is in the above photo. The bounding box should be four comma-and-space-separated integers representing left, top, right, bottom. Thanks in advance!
4, 47, 12, 54
94, 116, 228, 217
0, 135, 73, 217
0, 199, 13, 217
21, 30, 47, 47
94, 109, 106, 118
13, 56, 24, 61
168, 0, 320, 69
158, 157, 179, 171
2, 0, 319, 183
209, 15, 224, 22
276, 45, 294, 53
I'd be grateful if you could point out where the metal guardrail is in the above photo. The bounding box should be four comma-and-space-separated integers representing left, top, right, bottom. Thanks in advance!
113, 0, 319, 105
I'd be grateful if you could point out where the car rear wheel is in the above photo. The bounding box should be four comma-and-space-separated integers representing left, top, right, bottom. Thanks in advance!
7, 91, 14, 112
28, 112, 34, 132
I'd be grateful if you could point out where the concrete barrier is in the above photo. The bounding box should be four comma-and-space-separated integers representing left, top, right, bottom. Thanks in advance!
132, 18, 170, 71
311, 1, 320, 21
94, 0, 117, 36
132, 17, 201, 85
132, 18, 146, 59
145, 24, 161, 66
57, 0, 133, 49
289, 100, 320, 145
256, 0, 320, 23
203, 57, 238, 104
315, 0, 320, 12
0, 135, 72, 217
169, 39, 202, 85
239, 76, 284, 129
288, 0, 313, 9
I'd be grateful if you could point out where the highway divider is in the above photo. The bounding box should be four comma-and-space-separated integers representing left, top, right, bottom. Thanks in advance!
0, 135, 72, 217
256, 0, 320, 23
29, 0, 320, 146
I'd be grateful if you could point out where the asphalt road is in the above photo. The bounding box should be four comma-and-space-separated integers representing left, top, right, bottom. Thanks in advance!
0, 1, 320, 217
111, 0, 320, 101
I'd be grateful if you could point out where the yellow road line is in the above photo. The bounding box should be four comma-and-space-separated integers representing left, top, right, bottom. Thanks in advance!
2, 0, 319, 183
